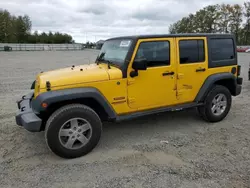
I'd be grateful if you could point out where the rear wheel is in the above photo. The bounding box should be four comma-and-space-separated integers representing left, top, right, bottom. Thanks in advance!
197, 85, 232, 122
45, 104, 102, 159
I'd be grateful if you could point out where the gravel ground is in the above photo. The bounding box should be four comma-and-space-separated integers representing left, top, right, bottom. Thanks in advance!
0, 50, 250, 188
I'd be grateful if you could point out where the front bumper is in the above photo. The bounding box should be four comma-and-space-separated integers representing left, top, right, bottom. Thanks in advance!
15, 92, 42, 132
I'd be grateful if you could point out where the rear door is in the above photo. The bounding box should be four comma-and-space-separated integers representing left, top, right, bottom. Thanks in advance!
176, 37, 208, 103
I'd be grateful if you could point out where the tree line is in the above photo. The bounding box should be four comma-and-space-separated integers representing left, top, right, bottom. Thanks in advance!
169, 2, 250, 45
0, 9, 74, 43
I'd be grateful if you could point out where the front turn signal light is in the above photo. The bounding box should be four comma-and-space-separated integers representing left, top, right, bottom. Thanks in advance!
42, 102, 48, 108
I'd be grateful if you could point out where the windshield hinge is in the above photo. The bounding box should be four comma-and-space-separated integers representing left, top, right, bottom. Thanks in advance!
46, 81, 51, 91
127, 79, 135, 85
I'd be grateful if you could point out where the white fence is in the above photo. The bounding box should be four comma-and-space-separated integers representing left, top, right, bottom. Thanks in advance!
0, 43, 84, 51
1, 43, 248, 52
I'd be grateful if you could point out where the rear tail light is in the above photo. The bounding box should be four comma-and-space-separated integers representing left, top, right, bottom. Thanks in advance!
42, 102, 48, 108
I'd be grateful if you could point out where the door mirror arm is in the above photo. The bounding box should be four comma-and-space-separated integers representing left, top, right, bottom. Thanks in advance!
130, 70, 138, 78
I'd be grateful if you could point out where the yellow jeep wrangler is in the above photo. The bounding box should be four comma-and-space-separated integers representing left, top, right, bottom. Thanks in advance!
15, 33, 243, 158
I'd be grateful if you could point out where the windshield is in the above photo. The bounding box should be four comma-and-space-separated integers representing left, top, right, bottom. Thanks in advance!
96, 39, 132, 67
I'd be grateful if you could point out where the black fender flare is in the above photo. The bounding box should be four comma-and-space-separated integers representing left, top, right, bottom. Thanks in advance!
195, 73, 236, 102
31, 87, 117, 119
30, 80, 35, 89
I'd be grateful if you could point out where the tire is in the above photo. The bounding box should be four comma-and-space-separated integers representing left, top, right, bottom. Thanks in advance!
45, 104, 102, 159
197, 85, 232, 122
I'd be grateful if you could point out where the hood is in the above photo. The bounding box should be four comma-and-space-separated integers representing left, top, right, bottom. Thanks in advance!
37, 63, 122, 89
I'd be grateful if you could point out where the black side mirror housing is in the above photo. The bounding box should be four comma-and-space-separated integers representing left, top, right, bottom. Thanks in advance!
132, 58, 147, 70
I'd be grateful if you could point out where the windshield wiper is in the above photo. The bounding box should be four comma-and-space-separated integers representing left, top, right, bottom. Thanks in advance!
95, 52, 111, 69
95, 52, 105, 65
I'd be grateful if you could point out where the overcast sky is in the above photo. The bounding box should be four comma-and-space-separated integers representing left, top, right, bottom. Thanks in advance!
0, 0, 247, 42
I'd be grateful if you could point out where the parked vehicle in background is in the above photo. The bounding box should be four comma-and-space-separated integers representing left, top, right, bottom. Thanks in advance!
237, 46, 250, 52
245, 48, 250, 53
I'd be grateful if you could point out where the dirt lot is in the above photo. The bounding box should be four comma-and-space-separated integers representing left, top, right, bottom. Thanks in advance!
0, 50, 250, 188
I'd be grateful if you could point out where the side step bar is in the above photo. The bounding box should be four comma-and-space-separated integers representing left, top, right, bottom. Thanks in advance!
116, 102, 203, 122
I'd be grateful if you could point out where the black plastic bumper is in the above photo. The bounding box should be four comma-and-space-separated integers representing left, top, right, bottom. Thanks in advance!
15, 92, 42, 132
235, 84, 242, 96
235, 77, 243, 96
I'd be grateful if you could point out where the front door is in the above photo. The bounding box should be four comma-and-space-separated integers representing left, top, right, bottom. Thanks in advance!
176, 37, 208, 103
127, 38, 177, 110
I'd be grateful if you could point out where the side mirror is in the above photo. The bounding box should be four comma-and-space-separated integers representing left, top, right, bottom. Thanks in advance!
132, 58, 147, 70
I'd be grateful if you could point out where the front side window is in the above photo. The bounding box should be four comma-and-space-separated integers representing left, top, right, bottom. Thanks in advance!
97, 39, 132, 67
134, 41, 170, 67
179, 39, 205, 64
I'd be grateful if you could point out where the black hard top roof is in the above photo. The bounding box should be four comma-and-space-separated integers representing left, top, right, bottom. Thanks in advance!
106, 33, 235, 41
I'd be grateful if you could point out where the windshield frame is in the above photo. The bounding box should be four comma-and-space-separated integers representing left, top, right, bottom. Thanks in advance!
96, 38, 135, 69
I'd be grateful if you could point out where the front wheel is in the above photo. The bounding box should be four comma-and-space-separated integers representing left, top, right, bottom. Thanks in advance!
45, 104, 102, 159
197, 85, 232, 122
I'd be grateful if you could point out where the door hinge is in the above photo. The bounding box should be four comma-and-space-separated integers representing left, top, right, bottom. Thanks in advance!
177, 91, 183, 96
128, 98, 136, 103
176, 91, 183, 100
128, 80, 135, 85
174, 84, 177, 90
177, 73, 184, 79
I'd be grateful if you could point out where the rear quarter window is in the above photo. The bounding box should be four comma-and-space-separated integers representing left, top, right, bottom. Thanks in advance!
211, 38, 235, 61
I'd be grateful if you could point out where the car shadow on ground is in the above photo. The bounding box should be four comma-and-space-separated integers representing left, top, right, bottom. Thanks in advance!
98, 108, 207, 145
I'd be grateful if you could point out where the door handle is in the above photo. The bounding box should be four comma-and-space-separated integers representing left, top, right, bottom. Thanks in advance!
196, 68, 206, 72
162, 71, 174, 76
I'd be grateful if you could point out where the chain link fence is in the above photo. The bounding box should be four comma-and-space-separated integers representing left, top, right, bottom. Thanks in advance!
0, 43, 84, 51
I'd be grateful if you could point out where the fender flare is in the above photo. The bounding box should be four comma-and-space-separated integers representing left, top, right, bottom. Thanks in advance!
31, 87, 117, 119
195, 73, 236, 102
30, 80, 35, 89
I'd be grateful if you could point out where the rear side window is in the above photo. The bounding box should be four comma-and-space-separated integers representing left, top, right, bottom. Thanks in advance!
179, 39, 205, 64
211, 38, 235, 61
